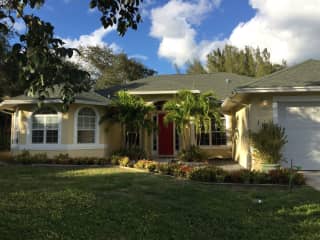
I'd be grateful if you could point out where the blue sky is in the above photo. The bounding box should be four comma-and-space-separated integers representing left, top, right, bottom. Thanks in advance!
24, 0, 320, 74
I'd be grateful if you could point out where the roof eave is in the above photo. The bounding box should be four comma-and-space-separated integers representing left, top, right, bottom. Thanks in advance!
128, 90, 201, 95
235, 86, 320, 93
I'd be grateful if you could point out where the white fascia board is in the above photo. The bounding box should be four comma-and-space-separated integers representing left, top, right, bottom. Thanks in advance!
235, 86, 320, 93
128, 90, 201, 95
0, 99, 108, 107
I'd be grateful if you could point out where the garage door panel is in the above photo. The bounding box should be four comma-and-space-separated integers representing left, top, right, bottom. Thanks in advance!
279, 101, 320, 170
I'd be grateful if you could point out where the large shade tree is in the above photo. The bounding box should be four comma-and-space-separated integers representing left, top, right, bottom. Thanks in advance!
80, 46, 157, 89
0, 0, 143, 103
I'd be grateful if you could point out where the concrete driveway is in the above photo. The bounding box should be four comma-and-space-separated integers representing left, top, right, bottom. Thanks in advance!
302, 171, 320, 191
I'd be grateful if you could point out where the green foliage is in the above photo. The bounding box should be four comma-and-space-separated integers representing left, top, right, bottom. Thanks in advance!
111, 147, 147, 161
0, 0, 143, 102
134, 160, 158, 172
80, 46, 156, 89
118, 157, 130, 167
164, 90, 220, 148
157, 163, 180, 175
178, 145, 207, 162
188, 166, 225, 182
102, 91, 155, 148
249, 122, 288, 164
186, 59, 207, 74
206, 45, 287, 77
12, 151, 110, 165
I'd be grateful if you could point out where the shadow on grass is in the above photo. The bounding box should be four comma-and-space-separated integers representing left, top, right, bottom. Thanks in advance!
0, 165, 319, 240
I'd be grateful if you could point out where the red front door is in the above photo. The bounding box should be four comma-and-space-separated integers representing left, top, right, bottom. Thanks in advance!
158, 113, 174, 156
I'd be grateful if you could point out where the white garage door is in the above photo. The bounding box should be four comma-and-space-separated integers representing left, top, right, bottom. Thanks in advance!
278, 102, 320, 170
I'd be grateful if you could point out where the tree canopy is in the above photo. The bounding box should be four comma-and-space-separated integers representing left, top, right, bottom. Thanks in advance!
0, 0, 143, 103
80, 46, 157, 89
186, 45, 287, 77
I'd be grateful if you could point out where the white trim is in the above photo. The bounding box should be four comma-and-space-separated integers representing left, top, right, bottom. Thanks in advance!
200, 145, 231, 150
0, 99, 108, 107
27, 107, 62, 145
74, 106, 100, 144
128, 90, 201, 95
11, 143, 105, 151
236, 86, 320, 93
273, 95, 320, 102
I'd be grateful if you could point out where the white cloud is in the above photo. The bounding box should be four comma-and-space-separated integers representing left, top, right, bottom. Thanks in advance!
63, 27, 119, 50
13, 19, 26, 33
228, 0, 320, 64
150, 0, 320, 67
150, 0, 221, 66
62, 27, 121, 71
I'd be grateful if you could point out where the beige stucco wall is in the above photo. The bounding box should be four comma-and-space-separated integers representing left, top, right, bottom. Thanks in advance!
232, 94, 275, 169
11, 103, 112, 158
234, 107, 250, 168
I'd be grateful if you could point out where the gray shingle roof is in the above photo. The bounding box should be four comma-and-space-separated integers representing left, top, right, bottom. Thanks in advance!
98, 72, 253, 100
237, 59, 320, 89
9, 90, 109, 105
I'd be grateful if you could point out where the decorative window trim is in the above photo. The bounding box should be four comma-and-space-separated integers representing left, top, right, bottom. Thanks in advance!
26, 107, 62, 145
74, 106, 100, 145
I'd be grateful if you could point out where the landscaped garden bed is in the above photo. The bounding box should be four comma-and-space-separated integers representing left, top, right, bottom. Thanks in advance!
4, 149, 306, 186
124, 160, 305, 186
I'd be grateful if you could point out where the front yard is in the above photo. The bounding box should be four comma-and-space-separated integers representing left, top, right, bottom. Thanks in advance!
0, 166, 319, 240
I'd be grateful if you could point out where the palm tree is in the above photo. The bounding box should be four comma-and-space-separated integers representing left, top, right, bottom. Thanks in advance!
164, 90, 221, 149
101, 90, 155, 148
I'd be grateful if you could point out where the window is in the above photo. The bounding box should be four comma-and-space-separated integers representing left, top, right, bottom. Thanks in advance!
32, 108, 59, 144
77, 108, 97, 144
199, 117, 227, 146
125, 131, 140, 147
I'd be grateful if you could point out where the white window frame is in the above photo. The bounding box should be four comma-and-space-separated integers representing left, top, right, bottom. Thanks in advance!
199, 116, 228, 147
27, 108, 62, 145
74, 106, 100, 145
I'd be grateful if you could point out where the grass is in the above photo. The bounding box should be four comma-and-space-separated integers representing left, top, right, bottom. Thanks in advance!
0, 166, 319, 240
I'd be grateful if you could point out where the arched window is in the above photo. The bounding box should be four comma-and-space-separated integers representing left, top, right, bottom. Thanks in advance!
77, 108, 97, 144
32, 108, 59, 144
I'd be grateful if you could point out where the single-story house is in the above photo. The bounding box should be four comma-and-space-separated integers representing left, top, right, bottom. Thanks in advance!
1, 59, 320, 170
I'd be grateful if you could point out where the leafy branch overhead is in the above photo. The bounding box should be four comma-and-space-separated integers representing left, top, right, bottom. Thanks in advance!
80, 46, 157, 89
0, 0, 143, 103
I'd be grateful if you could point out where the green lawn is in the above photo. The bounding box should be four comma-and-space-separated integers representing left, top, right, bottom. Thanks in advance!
0, 166, 319, 240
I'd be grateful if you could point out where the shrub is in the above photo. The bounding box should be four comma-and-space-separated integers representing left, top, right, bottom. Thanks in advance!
157, 163, 180, 175
111, 155, 121, 165
53, 154, 71, 164
118, 157, 130, 167
174, 165, 194, 178
188, 166, 225, 182
134, 160, 158, 172
224, 169, 253, 184
178, 145, 207, 162
249, 122, 287, 164
112, 147, 147, 161
14, 150, 31, 164
268, 168, 305, 185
